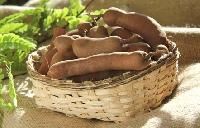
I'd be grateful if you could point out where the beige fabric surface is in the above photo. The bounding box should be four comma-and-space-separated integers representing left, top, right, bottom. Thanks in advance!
1, 63, 200, 128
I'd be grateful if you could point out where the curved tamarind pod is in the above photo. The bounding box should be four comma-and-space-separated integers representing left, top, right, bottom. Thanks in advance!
72, 36, 123, 58
103, 7, 170, 50
47, 51, 151, 79
38, 46, 57, 75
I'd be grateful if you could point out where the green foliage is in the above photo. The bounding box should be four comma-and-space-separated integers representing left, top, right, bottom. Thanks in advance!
43, 8, 69, 30
7, 64, 17, 110
0, 3, 91, 41
0, 33, 36, 111
0, 23, 40, 37
68, 0, 84, 16
39, 0, 49, 7
42, 0, 90, 31
0, 8, 44, 41
0, 60, 17, 111
0, 33, 36, 71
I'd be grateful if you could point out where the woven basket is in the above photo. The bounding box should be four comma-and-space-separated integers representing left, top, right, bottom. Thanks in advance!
27, 44, 179, 122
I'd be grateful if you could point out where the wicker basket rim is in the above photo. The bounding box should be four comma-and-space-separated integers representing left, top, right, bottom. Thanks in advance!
27, 44, 179, 90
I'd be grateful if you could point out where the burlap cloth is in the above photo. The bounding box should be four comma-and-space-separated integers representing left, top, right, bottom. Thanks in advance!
2, 27, 200, 128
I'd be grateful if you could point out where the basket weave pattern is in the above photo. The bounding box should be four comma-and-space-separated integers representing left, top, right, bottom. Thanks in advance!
27, 46, 178, 122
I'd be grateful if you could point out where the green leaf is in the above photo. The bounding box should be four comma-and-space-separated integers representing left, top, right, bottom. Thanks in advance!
0, 33, 36, 72
0, 62, 17, 111
7, 64, 17, 109
68, 0, 84, 16
0, 33, 36, 51
43, 8, 69, 30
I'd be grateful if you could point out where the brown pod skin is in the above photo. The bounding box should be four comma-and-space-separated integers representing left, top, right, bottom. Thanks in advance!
103, 7, 169, 50
50, 50, 76, 66
38, 46, 57, 75
77, 22, 93, 34
52, 27, 66, 40
53, 35, 75, 54
72, 36, 123, 58
65, 29, 82, 36
123, 42, 151, 53
111, 27, 132, 39
66, 22, 93, 37
52, 35, 77, 65
47, 51, 151, 79
151, 44, 169, 60
124, 34, 144, 44
87, 26, 109, 38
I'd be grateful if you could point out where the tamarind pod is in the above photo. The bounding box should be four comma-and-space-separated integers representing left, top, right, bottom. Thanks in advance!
123, 34, 144, 44
151, 44, 169, 60
66, 22, 93, 37
103, 7, 169, 49
77, 22, 93, 35
52, 27, 66, 39
38, 46, 57, 75
50, 51, 76, 66
53, 35, 75, 54
123, 42, 151, 53
65, 29, 83, 36
111, 27, 132, 39
87, 26, 109, 38
72, 36, 123, 58
47, 51, 151, 79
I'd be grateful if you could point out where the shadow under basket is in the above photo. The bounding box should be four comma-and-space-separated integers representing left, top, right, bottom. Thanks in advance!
27, 45, 179, 122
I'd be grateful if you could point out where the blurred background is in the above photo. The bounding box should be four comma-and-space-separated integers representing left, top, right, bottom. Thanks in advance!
2, 0, 28, 5
84, 0, 200, 28
3, 0, 200, 27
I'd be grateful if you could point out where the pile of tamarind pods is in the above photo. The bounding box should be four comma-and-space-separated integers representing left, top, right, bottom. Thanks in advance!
38, 7, 173, 80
